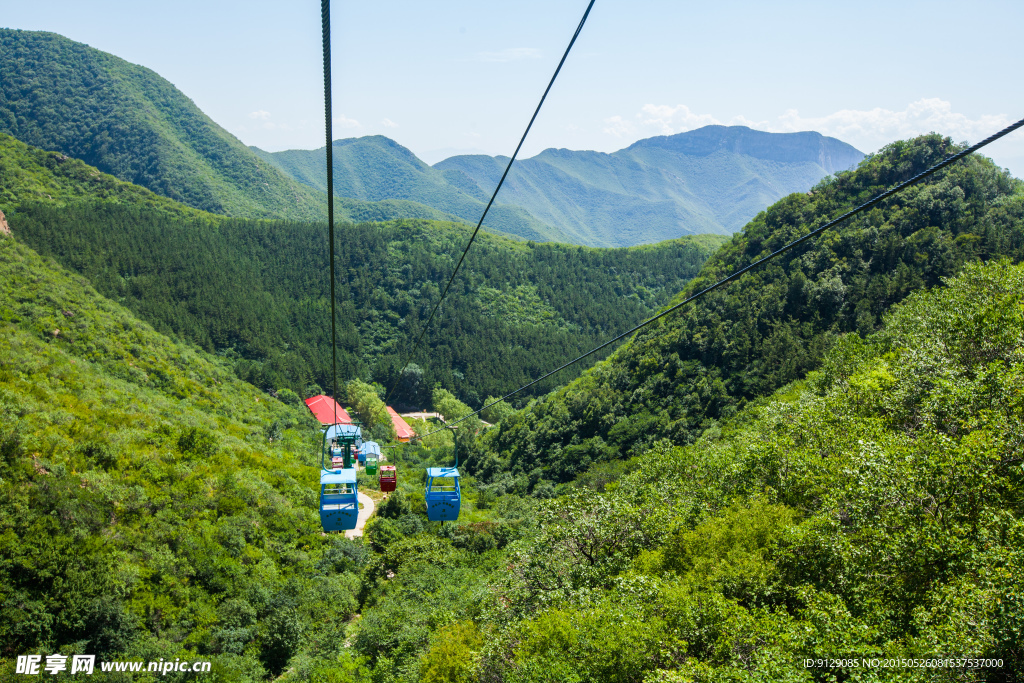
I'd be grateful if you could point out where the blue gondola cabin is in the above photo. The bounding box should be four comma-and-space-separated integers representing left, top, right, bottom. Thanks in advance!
425, 466, 461, 522
320, 468, 358, 531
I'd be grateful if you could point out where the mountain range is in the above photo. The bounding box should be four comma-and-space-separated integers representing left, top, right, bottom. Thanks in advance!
255, 127, 864, 247
1, 28, 864, 247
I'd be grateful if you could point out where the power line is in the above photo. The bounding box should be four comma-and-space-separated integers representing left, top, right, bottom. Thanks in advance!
410, 117, 1024, 441
322, 0, 340, 426
384, 0, 598, 405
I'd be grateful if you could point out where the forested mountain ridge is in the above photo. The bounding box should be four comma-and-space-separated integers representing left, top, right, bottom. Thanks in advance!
13, 199, 725, 410
482, 134, 1024, 485
251, 137, 562, 242
4, 130, 726, 409
0, 30, 465, 227
0, 27, 864, 246
435, 125, 864, 247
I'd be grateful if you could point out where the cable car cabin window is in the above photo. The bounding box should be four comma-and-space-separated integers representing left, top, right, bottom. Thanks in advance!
428, 476, 457, 491
322, 482, 355, 496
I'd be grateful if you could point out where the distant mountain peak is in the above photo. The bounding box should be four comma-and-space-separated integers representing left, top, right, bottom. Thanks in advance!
628, 125, 863, 174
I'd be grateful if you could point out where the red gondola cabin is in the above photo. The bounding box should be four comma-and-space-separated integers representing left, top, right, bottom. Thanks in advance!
379, 465, 397, 493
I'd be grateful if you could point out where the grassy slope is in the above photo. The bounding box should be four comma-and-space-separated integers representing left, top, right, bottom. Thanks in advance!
0, 131, 213, 221
252, 137, 562, 241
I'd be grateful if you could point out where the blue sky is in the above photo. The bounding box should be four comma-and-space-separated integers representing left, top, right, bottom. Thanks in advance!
4, 0, 1023, 174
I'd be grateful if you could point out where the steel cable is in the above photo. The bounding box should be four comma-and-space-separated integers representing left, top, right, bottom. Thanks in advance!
322, 0, 341, 425
384, 0, 598, 405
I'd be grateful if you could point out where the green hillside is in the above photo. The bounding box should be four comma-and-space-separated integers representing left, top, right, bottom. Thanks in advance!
436, 126, 866, 247
482, 134, 1024, 485
13, 199, 724, 410
457, 258, 1023, 682
0, 131, 211, 221
252, 137, 562, 241
4, 203, 1020, 682
0, 233, 367, 680
0, 30, 462, 226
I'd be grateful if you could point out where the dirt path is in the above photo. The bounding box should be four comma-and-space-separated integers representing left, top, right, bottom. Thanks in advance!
345, 491, 375, 539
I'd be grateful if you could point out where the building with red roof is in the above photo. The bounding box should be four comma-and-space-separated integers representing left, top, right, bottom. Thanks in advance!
304, 395, 352, 425
387, 406, 415, 442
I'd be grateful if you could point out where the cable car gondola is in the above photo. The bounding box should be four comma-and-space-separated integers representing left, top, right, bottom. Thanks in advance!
425, 466, 460, 521
319, 423, 361, 532
425, 426, 461, 521
379, 464, 397, 493
363, 441, 381, 475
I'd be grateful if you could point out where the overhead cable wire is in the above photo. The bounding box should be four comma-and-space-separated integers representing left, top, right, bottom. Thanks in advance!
322, 0, 340, 426
385, 0, 598, 405
408, 116, 1024, 441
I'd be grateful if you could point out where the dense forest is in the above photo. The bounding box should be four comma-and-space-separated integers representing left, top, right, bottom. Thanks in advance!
11, 200, 723, 409
346, 258, 1023, 683
480, 134, 1024, 487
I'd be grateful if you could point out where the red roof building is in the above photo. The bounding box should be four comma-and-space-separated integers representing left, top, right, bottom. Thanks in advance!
304, 395, 352, 425
387, 406, 416, 442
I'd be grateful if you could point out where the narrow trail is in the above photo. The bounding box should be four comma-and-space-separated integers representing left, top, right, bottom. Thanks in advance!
345, 491, 375, 539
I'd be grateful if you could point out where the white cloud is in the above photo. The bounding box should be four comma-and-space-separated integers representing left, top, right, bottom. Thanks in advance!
381, 118, 398, 128
773, 99, 1016, 151
637, 104, 721, 135
478, 47, 541, 63
727, 114, 771, 130
602, 115, 635, 138
333, 114, 361, 129
248, 110, 272, 120
607, 99, 1022, 153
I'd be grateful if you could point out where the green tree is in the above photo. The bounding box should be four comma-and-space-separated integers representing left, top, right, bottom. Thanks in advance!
419, 621, 484, 683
